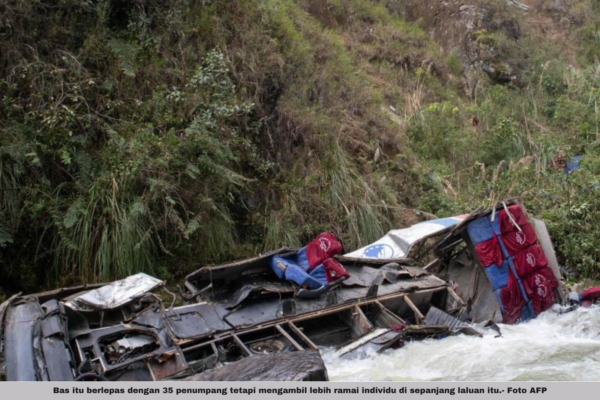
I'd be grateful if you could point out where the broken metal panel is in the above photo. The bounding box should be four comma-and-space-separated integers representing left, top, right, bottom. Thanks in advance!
5, 298, 44, 381
32, 284, 107, 304
424, 307, 482, 336
346, 275, 447, 299
111, 361, 153, 381
342, 215, 469, 261
132, 309, 165, 330
64, 307, 92, 339
2, 274, 453, 381
533, 218, 561, 282
184, 248, 298, 287
40, 299, 61, 315
224, 299, 282, 329
166, 304, 230, 341
334, 328, 389, 358
41, 314, 64, 338
41, 337, 73, 381
443, 249, 502, 323
182, 350, 328, 381
366, 302, 406, 327
0, 294, 19, 358
221, 275, 447, 330
148, 351, 188, 381
75, 325, 166, 373
211, 280, 295, 309
32, 317, 50, 381
343, 263, 410, 286
350, 306, 374, 337
468, 271, 502, 323
65, 273, 164, 311
38, 303, 75, 381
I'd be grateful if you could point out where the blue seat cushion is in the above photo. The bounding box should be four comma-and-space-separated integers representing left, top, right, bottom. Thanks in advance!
285, 265, 323, 290
467, 216, 494, 245
520, 301, 535, 322
269, 255, 290, 279
295, 247, 310, 271
308, 264, 328, 287
484, 260, 509, 291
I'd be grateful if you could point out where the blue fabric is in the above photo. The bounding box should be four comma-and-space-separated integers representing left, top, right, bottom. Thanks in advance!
285, 265, 323, 289
269, 255, 289, 279
269, 253, 326, 289
491, 211, 501, 236
295, 247, 310, 271
494, 289, 504, 313
520, 301, 535, 322
308, 264, 328, 286
564, 156, 581, 176
467, 216, 494, 245
484, 261, 509, 291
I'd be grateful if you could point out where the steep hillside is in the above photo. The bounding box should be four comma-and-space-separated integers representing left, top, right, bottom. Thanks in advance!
1, 0, 599, 293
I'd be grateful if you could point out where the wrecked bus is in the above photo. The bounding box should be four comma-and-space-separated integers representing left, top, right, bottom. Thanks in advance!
0, 200, 573, 381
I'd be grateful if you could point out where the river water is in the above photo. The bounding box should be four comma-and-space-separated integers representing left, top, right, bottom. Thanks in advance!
323, 306, 600, 381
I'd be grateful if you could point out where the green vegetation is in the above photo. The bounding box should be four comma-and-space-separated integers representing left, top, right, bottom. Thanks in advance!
2, 0, 600, 292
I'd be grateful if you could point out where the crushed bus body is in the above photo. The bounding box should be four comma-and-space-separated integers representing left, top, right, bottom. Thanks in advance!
3, 199, 586, 381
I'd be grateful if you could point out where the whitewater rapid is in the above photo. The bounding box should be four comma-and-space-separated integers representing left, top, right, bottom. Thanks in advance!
323, 306, 600, 381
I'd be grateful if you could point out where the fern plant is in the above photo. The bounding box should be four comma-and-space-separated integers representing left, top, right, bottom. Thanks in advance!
108, 38, 139, 77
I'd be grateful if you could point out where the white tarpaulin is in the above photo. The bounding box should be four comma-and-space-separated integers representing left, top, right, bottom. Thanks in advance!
65, 273, 164, 310
344, 216, 467, 261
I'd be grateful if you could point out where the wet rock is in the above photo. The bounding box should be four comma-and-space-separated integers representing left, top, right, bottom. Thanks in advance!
182, 350, 328, 381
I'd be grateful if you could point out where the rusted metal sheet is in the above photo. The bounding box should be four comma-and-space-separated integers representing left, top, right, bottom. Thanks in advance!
148, 351, 188, 381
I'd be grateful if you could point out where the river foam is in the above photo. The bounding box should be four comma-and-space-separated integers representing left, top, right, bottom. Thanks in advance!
323, 305, 600, 381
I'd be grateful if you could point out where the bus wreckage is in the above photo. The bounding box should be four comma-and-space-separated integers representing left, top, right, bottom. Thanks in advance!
2, 199, 596, 381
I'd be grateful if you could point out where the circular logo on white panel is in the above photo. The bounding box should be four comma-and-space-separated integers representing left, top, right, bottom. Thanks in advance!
363, 244, 395, 259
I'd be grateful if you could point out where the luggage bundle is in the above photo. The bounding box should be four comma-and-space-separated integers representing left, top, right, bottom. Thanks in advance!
467, 204, 558, 323
269, 232, 350, 298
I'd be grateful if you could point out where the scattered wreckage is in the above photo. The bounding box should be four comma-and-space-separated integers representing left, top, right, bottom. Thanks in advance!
1, 199, 596, 381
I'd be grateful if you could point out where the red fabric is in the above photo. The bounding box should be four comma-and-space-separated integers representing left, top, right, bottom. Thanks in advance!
499, 204, 529, 234
523, 268, 558, 315
323, 258, 350, 283
501, 271, 526, 324
474, 236, 503, 267
581, 286, 600, 302
502, 221, 537, 256
512, 245, 548, 279
306, 232, 342, 269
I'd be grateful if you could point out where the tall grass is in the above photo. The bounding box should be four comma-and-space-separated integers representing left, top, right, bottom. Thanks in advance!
50, 178, 155, 283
